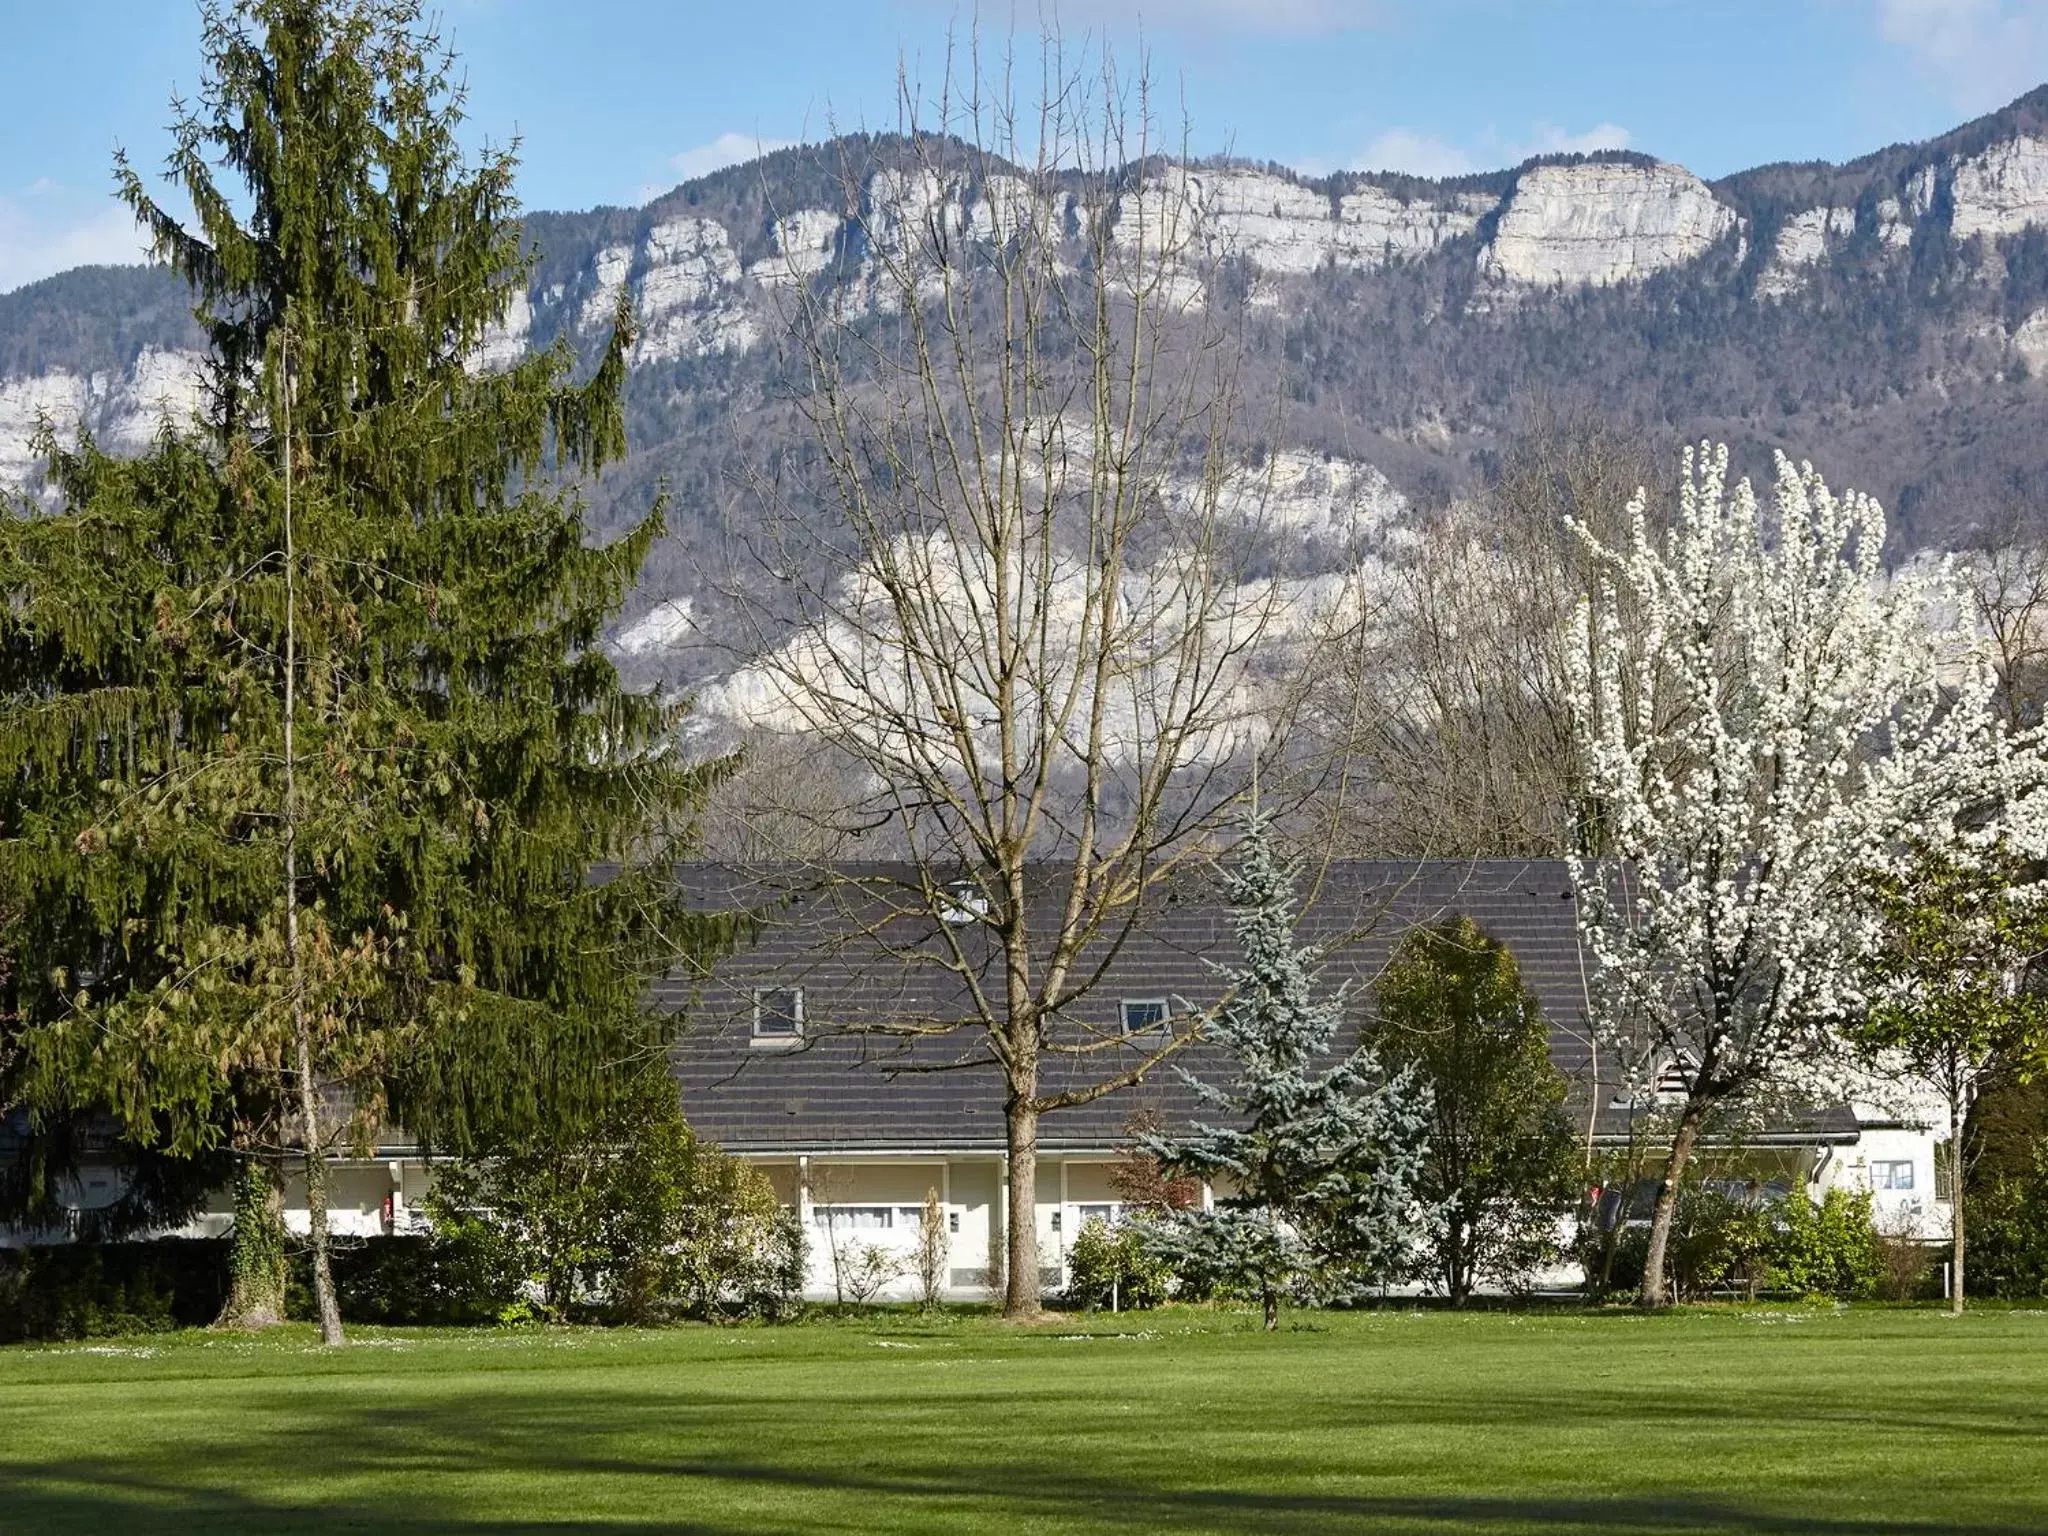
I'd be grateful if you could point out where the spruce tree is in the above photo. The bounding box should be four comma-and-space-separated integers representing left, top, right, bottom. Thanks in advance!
1142, 820, 1433, 1329
0, 0, 722, 1341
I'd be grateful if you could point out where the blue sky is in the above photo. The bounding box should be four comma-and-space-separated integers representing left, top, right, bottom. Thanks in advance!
4, 0, 2047, 293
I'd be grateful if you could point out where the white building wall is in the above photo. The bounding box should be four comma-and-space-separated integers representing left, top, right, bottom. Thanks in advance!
1814, 1121, 1950, 1242
790, 1155, 1128, 1302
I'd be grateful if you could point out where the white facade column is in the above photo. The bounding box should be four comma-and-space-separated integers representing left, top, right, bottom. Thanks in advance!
1058, 1158, 1071, 1274
996, 1153, 1009, 1289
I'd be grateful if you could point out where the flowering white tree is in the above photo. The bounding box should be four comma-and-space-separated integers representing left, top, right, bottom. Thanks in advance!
1566, 443, 2048, 1307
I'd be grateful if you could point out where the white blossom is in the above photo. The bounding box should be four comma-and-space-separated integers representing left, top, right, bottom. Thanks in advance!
1565, 443, 2048, 1120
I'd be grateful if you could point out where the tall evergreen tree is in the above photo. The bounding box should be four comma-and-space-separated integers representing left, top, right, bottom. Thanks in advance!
1142, 820, 1433, 1329
0, 0, 722, 1342
1373, 915, 1580, 1304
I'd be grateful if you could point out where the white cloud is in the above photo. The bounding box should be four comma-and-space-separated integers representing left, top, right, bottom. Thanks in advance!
1876, 0, 2048, 112
1514, 121, 1632, 159
1352, 129, 1477, 178
0, 196, 152, 295
1350, 121, 1631, 179
670, 131, 798, 183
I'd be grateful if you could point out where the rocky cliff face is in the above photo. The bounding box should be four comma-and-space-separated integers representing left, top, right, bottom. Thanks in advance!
16, 88, 2048, 636
0, 345, 204, 490
1478, 161, 1735, 287
1951, 136, 2048, 239
1107, 166, 1487, 277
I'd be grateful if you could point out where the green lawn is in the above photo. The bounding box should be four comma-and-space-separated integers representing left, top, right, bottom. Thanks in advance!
1, 1306, 2044, 1534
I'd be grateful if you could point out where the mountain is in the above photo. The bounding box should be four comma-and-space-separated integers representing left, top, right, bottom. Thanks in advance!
13, 90, 2048, 686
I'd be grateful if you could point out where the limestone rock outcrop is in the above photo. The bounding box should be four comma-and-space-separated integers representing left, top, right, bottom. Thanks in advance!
1334, 185, 1490, 267
1479, 160, 1736, 287
1951, 137, 2048, 240
760, 208, 843, 285
1758, 206, 1854, 299
632, 216, 756, 361
578, 243, 633, 333
0, 346, 205, 490
1112, 166, 1482, 277
470, 284, 532, 372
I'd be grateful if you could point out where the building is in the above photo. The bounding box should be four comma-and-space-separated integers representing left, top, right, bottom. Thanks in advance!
659, 859, 1941, 1300
3, 859, 1951, 1291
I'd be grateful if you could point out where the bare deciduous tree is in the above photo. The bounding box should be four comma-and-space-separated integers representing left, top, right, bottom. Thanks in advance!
695, 729, 884, 865
1326, 409, 1659, 858
719, 33, 1343, 1318
1959, 508, 2048, 731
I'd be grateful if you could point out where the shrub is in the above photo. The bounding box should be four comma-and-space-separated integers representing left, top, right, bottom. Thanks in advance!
1668, 1189, 1777, 1301
427, 1073, 806, 1324
1064, 1216, 1174, 1310
1872, 1209, 1938, 1302
1594, 1188, 1775, 1301
1772, 1188, 1881, 1300
0, 1239, 229, 1342
1587, 1184, 1882, 1302
284, 1235, 504, 1326
830, 1241, 903, 1304
1969, 1151, 2048, 1300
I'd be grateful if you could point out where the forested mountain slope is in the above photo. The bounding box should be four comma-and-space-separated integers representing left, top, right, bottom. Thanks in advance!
12, 88, 2048, 685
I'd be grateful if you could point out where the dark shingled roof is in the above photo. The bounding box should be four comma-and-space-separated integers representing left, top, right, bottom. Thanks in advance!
663, 860, 1858, 1154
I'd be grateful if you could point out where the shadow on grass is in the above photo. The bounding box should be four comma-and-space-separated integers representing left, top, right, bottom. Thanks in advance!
3, 1380, 2044, 1536
2, 1463, 2039, 1536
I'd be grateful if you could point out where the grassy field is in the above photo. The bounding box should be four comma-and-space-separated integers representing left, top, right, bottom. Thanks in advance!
1, 1306, 2044, 1535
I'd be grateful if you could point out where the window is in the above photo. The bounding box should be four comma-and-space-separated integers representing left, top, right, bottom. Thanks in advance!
939, 881, 991, 926
812, 1205, 892, 1230
1120, 998, 1169, 1034
1871, 1160, 1915, 1191
1074, 1202, 1119, 1227
752, 987, 803, 1043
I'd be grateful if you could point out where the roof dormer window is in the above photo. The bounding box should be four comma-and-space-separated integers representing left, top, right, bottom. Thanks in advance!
752, 987, 804, 1048
1120, 998, 1170, 1035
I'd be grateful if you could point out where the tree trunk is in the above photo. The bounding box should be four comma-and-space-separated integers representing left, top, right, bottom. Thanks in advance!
1949, 1085, 1965, 1319
1595, 1208, 1620, 1295
279, 326, 342, 1348
296, 1020, 345, 1346
1003, 1095, 1041, 1320
1639, 1100, 1708, 1309
1263, 1285, 1279, 1331
216, 1153, 288, 1328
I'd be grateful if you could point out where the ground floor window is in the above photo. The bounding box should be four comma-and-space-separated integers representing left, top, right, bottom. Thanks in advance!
810, 1204, 935, 1231
812, 1205, 893, 1230
1871, 1160, 1915, 1191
